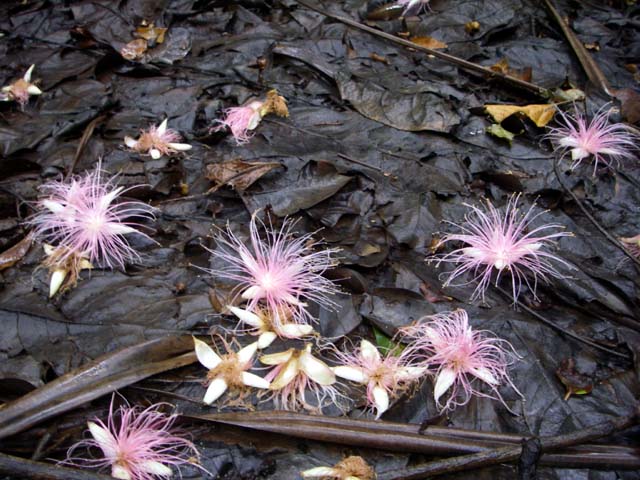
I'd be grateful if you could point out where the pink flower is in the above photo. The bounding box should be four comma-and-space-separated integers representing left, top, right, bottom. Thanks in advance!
28, 163, 155, 270
0, 64, 42, 107
333, 339, 427, 418
436, 195, 571, 303
399, 309, 521, 411
125, 119, 192, 159
396, 0, 431, 15
545, 105, 638, 175
64, 397, 200, 480
620, 234, 640, 258
260, 344, 341, 412
206, 213, 340, 329
214, 100, 264, 145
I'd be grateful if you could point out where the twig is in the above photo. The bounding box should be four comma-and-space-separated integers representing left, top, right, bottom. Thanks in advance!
0, 452, 112, 480
379, 407, 639, 479
66, 115, 106, 179
553, 157, 640, 269
294, 0, 551, 98
542, 0, 613, 97
495, 285, 631, 359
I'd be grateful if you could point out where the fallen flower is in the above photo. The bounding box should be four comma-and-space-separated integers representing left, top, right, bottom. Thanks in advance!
64, 397, 200, 480
545, 105, 638, 175
397, 0, 431, 16
302, 455, 376, 480
333, 339, 426, 418
206, 212, 340, 329
125, 119, 192, 159
214, 89, 289, 145
227, 305, 315, 349
28, 163, 155, 271
399, 309, 521, 411
0, 64, 42, 107
620, 234, 640, 258
436, 194, 571, 303
260, 344, 340, 412
194, 337, 269, 405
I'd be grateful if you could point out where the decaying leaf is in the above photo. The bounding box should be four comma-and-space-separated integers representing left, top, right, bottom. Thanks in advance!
411, 36, 447, 50
485, 103, 556, 127
490, 58, 532, 82
120, 38, 148, 60
486, 123, 516, 143
0, 233, 33, 271
551, 88, 586, 103
556, 358, 593, 401
205, 160, 281, 192
134, 23, 167, 44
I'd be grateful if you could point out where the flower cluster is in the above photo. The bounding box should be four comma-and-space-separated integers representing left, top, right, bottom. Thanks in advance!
28, 164, 154, 296
0, 64, 42, 107
435, 194, 571, 303
214, 89, 289, 145
64, 398, 201, 480
125, 118, 192, 159
399, 309, 520, 411
545, 105, 638, 175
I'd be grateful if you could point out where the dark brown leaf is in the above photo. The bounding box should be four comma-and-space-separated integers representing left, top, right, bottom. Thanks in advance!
0, 233, 33, 272
205, 160, 281, 192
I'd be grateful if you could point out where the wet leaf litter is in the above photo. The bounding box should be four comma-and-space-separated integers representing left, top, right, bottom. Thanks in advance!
0, 0, 639, 479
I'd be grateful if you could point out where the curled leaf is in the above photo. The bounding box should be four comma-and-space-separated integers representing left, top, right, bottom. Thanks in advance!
485, 104, 556, 127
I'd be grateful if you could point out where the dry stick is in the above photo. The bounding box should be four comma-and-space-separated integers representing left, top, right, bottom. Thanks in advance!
553, 157, 640, 270
66, 114, 105, 179
379, 407, 639, 480
495, 285, 631, 358
0, 452, 113, 480
295, 0, 551, 98
542, 0, 613, 97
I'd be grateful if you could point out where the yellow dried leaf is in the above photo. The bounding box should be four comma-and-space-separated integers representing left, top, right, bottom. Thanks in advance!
135, 23, 167, 44
120, 39, 148, 61
411, 36, 447, 50
485, 104, 557, 127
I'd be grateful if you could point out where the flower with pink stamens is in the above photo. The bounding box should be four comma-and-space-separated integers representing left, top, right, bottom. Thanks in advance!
399, 309, 521, 411
193, 337, 269, 405
333, 339, 427, 418
436, 194, 571, 303
206, 213, 340, 329
396, 0, 431, 16
28, 163, 155, 270
63, 397, 201, 480
260, 344, 341, 412
125, 119, 192, 159
0, 64, 42, 107
545, 105, 638, 175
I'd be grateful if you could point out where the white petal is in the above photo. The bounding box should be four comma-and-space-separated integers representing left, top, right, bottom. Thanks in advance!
523, 242, 542, 253
237, 341, 258, 365
270, 358, 300, 390
49, 269, 68, 297
247, 111, 262, 130
559, 137, 579, 148
464, 247, 485, 259
360, 339, 381, 364
257, 331, 277, 349
571, 147, 589, 161
150, 148, 161, 159
167, 142, 192, 151
158, 118, 168, 135
203, 377, 228, 404
345, 477, 361, 480
333, 366, 367, 384
242, 285, 264, 300
494, 258, 506, 270
301, 466, 340, 478
100, 186, 123, 209
434, 367, 457, 404
107, 223, 137, 235
124, 136, 138, 149
43, 244, 56, 255
300, 351, 335, 386
228, 306, 264, 328
260, 348, 294, 365
282, 292, 305, 306
24, 64, 35, 82
111, 464, 132, 480
469, 366, 499, 385
87, 422, 117, 458
27, 85, 42, 95
139, 461, 172, 477
372, 385, 390, 418
396, 366, 428, 380
279, 323, 314, 338
43, 199, 65, 213
193, 337, 221, 370
241, 371, 270, 389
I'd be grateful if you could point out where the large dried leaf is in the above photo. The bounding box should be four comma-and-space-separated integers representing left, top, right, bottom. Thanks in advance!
484, 104, 556, 127
205, 160, 281, 192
